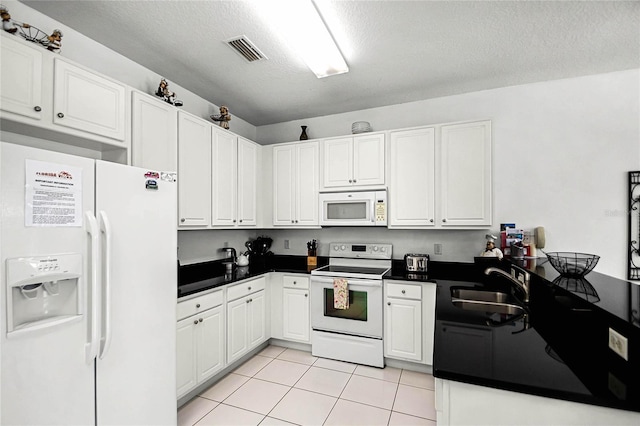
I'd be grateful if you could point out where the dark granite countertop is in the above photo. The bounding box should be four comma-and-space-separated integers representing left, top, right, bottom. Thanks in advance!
179, 253, 640, 412
178, 255, 328, 298
433, 258, 640, 414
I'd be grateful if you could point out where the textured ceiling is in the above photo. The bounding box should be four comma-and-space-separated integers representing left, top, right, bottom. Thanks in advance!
22, 0, 640, 126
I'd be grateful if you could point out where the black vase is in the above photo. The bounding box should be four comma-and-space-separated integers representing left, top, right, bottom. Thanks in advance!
299, 126, 308, 140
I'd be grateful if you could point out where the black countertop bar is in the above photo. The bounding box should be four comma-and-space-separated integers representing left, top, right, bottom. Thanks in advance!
178, 254, 640, 412
433, 258, 640, 413
178, 255, 328, 298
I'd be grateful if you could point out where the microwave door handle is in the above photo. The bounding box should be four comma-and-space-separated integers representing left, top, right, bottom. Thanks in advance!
371, 199, 376, 223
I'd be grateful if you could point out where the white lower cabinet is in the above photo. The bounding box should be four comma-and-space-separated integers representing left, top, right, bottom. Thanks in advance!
176, 290, 224, 399
384, 280, 436, 364
282, 276, 310, 342
227, 277, 267, 364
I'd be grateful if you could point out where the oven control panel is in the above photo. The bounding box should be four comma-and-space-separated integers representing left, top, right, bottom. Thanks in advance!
329, 243, 392, 259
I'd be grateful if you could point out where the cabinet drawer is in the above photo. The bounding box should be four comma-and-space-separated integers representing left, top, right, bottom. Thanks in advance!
227, 276, 266, 302
283, 275, 309, 289
177, 290, 223, 321
387, 283, 421, 300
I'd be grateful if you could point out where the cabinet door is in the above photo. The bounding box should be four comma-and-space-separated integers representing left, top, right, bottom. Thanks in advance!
178, 112, 211, 227
176, 317, 197, 398
385, 297, 422, 361
273, 145, 295, 226
322, 137, 353, 188
296, 142, 319, 226
440, 121, 492, 226
248, 290, 266, 348
211, 127, 237, 226
197, 305, 224, 383
282, 288, 310, 342
131, 92, 177, 171
237, 137, 257, 226
0, 35, 43, 120
53, 59, 126, 141
389, 128, 435, 226
227, 296, 249, 364
353, 133, 385, 187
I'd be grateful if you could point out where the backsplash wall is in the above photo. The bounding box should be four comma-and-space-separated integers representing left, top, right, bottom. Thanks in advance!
178, 228, 489, 264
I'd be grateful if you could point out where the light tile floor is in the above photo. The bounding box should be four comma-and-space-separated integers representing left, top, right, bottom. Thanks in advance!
178, 345, 437, 426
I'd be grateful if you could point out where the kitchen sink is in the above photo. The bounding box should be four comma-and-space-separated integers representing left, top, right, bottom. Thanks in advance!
450, 288, 526, 315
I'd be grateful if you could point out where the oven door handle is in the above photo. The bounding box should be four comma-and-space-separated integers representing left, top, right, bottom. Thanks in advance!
311, 276, 381, 287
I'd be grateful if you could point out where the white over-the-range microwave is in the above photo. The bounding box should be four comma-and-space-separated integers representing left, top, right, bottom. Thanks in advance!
319, 190, 387, 226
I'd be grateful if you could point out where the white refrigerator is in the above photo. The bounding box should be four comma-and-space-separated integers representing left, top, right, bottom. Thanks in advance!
0, 142, 177, 425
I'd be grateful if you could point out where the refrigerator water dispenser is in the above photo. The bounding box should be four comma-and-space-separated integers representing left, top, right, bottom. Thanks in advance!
6, 253, 82, 336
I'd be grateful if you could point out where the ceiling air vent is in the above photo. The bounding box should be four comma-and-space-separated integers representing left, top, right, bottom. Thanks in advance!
226, 36, 267, 62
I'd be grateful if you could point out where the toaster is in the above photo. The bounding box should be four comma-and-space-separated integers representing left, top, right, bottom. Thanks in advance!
404, 254, 429, 272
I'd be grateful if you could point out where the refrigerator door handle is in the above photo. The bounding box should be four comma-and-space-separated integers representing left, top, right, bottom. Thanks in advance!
98, 211, 113, 359
85, 211, 101, 364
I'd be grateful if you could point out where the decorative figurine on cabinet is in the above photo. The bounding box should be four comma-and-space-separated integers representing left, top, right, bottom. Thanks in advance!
1, 4, 30, 34
210, 105, 231, 130
155, 78, 183, 107
45, 29, 63, 53
480, 234, 503, 260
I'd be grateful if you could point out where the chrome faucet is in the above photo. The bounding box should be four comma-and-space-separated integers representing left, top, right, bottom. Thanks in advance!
485, 266, 531, 303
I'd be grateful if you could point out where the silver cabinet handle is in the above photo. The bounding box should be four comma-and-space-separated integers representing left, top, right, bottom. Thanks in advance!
57, 112, 64, 118
34, 106, 42, 112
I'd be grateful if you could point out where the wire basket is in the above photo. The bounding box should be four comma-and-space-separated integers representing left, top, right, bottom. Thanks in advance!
545, 252, 600, 277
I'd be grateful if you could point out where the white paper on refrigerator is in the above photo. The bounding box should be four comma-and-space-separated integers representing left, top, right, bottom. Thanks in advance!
25, 159, 83, 227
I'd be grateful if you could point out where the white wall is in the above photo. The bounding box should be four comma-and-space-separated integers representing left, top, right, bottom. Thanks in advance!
256, 70, 640, 279
5, 0, 257, 141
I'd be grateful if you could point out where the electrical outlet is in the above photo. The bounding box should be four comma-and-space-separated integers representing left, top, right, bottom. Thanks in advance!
608, 328, 628, 361
434, 243, 443, 255
284, 239, 290, 249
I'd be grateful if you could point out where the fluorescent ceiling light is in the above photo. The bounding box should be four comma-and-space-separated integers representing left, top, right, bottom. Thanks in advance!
253, 0, 348, 78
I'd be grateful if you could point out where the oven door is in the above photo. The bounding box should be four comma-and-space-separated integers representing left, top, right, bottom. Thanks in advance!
310, 276, 382, 338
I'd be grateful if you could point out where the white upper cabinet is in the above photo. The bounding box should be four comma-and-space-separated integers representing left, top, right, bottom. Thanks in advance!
440, 120, 492, 226
389, 127, 436, 227
53, 58, 126, 141
322, 133, 385, 189
1, 34, 129, 152
211, 128, 238, 226
273, 141, 319, 227
131, 91, 177, 171
177, 111, 211, 227
388, 121, 492, 228
211, 129, 258, 227
0, 34, 43, 120
237, 137, 258, 226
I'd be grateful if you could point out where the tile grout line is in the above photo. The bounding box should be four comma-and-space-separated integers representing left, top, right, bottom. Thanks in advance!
262, 352, 316, 425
